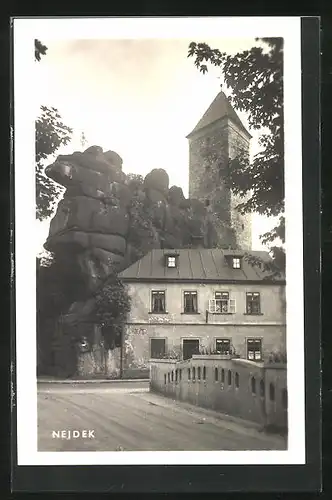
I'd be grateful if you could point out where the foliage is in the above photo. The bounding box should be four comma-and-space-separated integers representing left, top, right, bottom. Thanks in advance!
199, 345, 238, 356
36, 251, 87, 376
188, 38, 285, 268
161, 348, 181, 360
35, 39, 73, 220
267, 350, 287, 364
94, 272, 131, 350
35, 39, 47, 61
37, 250, 87, 321
244, 246, 285, 280
36, 106, 73, 220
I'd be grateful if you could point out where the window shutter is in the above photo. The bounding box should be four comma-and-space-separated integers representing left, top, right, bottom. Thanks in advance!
229, 299, 236, 313
208, 299, 216, 313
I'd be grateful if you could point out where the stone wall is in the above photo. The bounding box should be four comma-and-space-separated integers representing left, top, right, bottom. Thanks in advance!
228, 122, 252, 250
150, 356, 287, 432
188, 117, 252, 250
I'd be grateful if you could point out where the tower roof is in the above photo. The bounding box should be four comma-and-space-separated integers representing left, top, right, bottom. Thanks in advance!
186, 90, 251, 139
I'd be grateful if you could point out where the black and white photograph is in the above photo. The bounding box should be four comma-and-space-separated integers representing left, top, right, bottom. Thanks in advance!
13, 17, 306, 466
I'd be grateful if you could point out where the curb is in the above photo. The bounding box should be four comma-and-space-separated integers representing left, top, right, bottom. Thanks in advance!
37, 378, 149, 384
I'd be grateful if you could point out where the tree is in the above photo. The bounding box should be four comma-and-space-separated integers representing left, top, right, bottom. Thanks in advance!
188, 38, 285, 270
35, 39, 74, 220
36, 106, 73, 220
94, 272, 131, 350
35, 39, 47, 61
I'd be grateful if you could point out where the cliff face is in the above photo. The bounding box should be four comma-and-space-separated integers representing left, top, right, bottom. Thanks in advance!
45, 145, 221, 297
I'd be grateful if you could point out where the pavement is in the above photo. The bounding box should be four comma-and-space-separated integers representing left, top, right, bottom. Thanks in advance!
37, 381, 287, 452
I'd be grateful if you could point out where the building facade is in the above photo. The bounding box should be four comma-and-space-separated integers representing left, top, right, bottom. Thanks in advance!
119, 248, 286, 377
187, 90, 252, 250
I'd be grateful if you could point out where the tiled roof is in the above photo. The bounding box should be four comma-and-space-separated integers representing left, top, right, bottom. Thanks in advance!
119, 249, 285, 283
186, 91, 251, 139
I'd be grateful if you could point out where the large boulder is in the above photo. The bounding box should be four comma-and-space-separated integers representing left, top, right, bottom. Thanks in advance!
143, 168, 169, 195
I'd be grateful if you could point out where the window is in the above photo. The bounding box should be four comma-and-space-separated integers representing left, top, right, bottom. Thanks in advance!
251, 376, 256, 394
182, 339, 200, 360
221, 368, 225, 383
184, 291, 198, 313
233, 257, 241, 269
188, 368, 191, 380
167, 256, 176, 268
171, 371, 174, 382
168, 372, 170, 383
235, 372, 239, 388
151, 291, 166, 313
179, 369, 182, 382
246, 292, 261, 314
175, 369, 178, 382
282, 389, 288, 409
164, 374, 166, 384
228, 370, 232, 386
197, 367, 201, 380
150, 338, 166, 359
247, 339, 262, 361
215, 338, 231, 355
260, 379, 265, 398
215, 367, 219, 381
215, 291, 229, 313
203, 366, 206, 380
269, 383, 275, 401
192, 367, 196, 380
209, 293, 235, 313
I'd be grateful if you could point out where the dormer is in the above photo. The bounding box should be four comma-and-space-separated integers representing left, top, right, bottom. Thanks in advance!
164, 251, 179, 269
232, 257, 241, 269
223, 250, 244, 270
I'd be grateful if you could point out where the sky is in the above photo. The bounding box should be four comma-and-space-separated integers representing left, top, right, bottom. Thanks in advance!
34, 37, 278, 254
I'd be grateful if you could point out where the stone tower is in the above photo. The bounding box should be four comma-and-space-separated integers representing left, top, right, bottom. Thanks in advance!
187, 90, 252, 250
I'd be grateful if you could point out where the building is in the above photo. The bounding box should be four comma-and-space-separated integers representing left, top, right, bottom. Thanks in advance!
118, 248, 286, 377
187, 90, 252, 250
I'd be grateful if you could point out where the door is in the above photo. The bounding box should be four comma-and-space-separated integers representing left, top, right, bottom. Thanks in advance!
182, 339, 200, 360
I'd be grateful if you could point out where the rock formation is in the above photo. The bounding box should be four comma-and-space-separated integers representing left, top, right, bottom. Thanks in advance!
45, 146, 222, 291
43, 145, 229, 376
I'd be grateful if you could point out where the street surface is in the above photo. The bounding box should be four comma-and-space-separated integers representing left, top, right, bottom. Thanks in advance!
38, 381, 287, 451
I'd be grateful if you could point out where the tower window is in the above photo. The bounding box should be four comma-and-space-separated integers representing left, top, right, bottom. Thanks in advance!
232, 257, 241, 269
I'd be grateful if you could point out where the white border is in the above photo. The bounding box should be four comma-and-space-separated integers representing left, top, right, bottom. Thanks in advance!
14, 16, 305, 466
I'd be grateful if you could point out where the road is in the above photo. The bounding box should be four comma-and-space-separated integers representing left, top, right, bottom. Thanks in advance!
38, 381, 287, 452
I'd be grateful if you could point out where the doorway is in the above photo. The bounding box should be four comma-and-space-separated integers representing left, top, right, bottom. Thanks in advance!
182, 339, 200, 360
